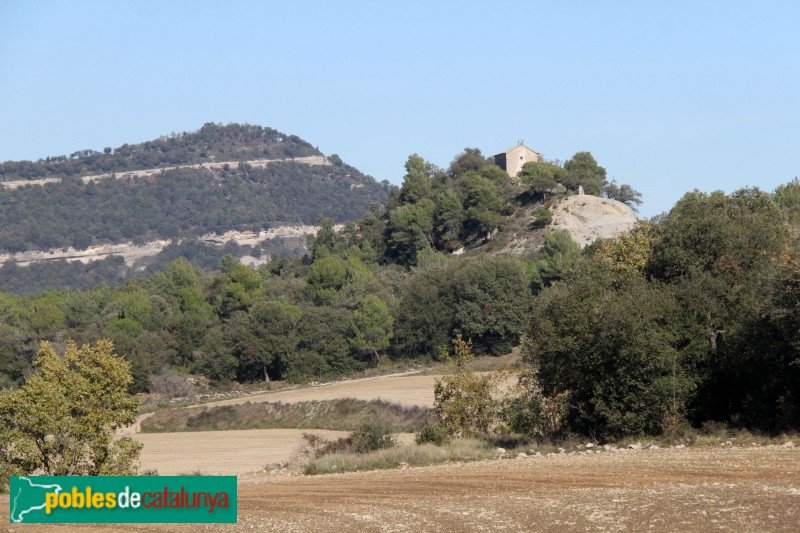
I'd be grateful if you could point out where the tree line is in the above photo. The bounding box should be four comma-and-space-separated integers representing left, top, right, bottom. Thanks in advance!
0, 161, 386, 254
526, 181, 800, 437
0, 123, 319, 182
0, 146, 599, 391
0, 143, 796, 440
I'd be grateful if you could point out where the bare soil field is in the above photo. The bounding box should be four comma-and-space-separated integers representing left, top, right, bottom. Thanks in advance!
206, 373, 439, 409
3, 446, 798, 531
123, 373, 438, 474
133, 429, 416, 475
135, 429, 349, 475
6, 372, 797, 531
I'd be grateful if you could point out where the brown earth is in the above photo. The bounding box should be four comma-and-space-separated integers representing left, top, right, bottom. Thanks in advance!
5, 372, 797, 531
118, 373, 439, 474
2, 446, 798, 531
126, 372, 517, 475
207, 372, 439, 409
133, 429, 415, 476
134, 429, 349, 475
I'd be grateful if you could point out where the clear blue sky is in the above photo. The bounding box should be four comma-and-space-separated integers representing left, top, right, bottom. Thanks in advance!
1, 1, 798, 217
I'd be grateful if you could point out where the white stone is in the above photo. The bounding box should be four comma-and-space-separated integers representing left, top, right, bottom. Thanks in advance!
551, 195, 638, 248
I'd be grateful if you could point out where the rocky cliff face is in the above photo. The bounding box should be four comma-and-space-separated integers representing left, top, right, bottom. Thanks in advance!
0, 225, 329, 268
550, 194, 638, 247
496, 194, 639, 257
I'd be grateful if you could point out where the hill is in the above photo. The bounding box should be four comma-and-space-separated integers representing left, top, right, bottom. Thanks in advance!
0, 124, 388, 291
0, 123, 321, 183
0, 138, 796, 443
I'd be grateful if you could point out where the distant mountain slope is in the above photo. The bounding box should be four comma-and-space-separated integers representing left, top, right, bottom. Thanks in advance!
0, 123, 320, 182
0, 155, 330, 189
0, 123, 388, 254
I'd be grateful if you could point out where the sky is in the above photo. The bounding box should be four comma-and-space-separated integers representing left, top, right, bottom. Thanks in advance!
1, 0, 798, 218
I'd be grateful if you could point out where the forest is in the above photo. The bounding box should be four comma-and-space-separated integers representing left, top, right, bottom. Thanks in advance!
0, 123, 387, 292
0, 162, 385, 253
0, 142, 797, 439
0, 123, 320, 181
0, 123, 387, 254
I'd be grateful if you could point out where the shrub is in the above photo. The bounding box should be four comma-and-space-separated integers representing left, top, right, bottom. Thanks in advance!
350, 423, 396, 454
303, 423, 397, 458
149, 370, 197, 398
501, 369, 569, 440
434, 336, 504, 437
532, 208, 552, 227
303, 438, 494, 475
142, 398, 434, 433
415, 424, 449, 446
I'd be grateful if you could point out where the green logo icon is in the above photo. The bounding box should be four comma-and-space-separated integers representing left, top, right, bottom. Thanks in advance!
9, 476, 237, 523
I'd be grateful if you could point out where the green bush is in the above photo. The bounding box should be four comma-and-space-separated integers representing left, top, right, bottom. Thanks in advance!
415, 424, 448, 446
350, 423, 396, 454
434, 336, 504, 437
532, 208, 552, 227
304, 423, 396, 458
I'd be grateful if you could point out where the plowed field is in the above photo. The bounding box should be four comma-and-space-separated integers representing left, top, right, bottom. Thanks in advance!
2, 446, 798, 531
3, 372, 798, 531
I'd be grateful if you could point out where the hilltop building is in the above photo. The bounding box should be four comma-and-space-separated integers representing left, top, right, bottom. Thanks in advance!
494, 141, 541, 178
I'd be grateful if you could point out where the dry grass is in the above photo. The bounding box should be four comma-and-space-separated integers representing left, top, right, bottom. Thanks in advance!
303, 438, 495, 475
673, 425, 799, 448
140, 398, 435, 433
414, 351, 522, 376
567, 424, 799, 451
